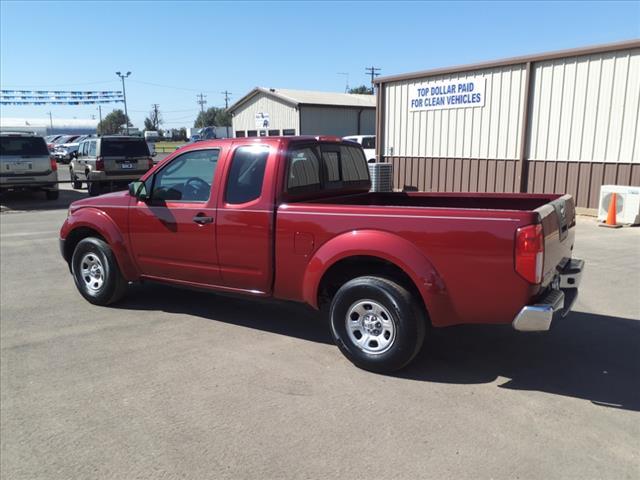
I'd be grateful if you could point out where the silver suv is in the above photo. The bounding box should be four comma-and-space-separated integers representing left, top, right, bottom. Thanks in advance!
70, 136, 154, 196
0, 132, 59, 200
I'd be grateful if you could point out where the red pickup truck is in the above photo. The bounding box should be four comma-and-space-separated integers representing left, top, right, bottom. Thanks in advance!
60, 136, 584, 372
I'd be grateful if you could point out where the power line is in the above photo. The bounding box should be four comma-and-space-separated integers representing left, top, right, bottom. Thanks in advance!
365, 66, 381, 93
221, 90, 232, 109
196, 93, 207, 113
337, 72, 349, 93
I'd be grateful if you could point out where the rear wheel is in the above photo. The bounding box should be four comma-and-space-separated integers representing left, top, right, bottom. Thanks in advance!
88, 180, 101, 196
45, 189, 59, 200
329, 276, 426, 373
71, 170, 82, 189
71, 237, 127, 305
71, 171, 82, 189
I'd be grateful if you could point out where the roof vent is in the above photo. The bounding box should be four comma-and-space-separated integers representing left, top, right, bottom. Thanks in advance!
269, 88, 276, 92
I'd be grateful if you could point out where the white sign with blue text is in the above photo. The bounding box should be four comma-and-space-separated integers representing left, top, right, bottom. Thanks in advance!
409, 78, 486, 112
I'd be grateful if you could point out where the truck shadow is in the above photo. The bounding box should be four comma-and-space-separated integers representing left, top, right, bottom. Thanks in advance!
0, 188, 88, 212
402, 311, 640, 411
117, 284, 640, 411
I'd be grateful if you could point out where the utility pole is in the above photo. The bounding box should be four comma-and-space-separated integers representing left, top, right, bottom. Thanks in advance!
221, 91, 232, 109
337, 72, 349, 93
197, 93, 207, 113
116, 71, 131, 134
97, 105, 103, 135
365, 66, 381, 94
47, 112, 53, 131
152, 103, 160, 130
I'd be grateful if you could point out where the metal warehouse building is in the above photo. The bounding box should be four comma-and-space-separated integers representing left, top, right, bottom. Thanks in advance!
374, 40, 640, 209
229, 88, 376, 138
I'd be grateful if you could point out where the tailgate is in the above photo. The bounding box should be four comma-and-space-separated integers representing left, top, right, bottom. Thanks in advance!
535, 194, 576, 287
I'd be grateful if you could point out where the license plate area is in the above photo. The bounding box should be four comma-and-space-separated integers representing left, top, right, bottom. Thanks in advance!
6, 161, 33, 172
120, 162, 134, 169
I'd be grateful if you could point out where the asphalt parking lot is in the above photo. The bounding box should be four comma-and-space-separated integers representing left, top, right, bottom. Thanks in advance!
1, 190, 639, 479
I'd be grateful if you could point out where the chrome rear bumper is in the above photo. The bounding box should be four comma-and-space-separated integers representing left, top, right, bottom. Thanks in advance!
513, 258, 584, 332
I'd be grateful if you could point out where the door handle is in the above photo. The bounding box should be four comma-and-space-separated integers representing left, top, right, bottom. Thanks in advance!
193, 214, 214, 225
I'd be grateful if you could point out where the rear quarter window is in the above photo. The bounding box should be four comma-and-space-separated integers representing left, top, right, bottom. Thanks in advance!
101, 139, 150, 157
0, 137, 49, 156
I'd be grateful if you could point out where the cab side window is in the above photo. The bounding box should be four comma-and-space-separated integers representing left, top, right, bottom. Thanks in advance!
151, 149, 220, 202
88, 141, 97, 157
225, 146, 269, 204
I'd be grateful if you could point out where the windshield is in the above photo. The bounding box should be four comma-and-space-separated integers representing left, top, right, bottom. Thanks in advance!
1, 136, 49, 156
361, 137, 375, 149
101, 138, 150, 157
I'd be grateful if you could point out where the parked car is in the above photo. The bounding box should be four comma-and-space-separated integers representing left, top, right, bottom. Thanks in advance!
1, 132, 59, 200
343, 135, 376, 162
52, 135, 91, 164
48, 134, 80, 152
60, 136, 583, 373
69, 135, 155, 196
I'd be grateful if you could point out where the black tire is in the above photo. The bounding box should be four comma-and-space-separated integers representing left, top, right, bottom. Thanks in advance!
329, 276, 426, 373
45, 189, 59, 200
71, 170, 82, 189
88, 180, 101, 196
71, 237, 127, 305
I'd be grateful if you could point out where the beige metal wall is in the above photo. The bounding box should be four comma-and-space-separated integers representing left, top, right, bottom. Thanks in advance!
382, 65, 527, 160
299, 106, 375, 136
231, 92, 299, 134
378, 44, 640, 208
527, 49, 640, 164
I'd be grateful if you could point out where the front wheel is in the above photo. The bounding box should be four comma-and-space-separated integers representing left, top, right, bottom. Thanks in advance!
71, 237, 127, 305
329, 276, 426, 373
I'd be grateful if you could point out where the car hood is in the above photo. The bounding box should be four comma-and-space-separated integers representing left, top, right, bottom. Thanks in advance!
70, 190, 132, 213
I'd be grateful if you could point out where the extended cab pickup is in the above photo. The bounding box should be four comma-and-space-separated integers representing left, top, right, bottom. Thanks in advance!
60, 136, 584, 372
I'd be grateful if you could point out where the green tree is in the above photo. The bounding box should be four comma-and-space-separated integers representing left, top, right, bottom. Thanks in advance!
143, 105, 163, 132
349, 85, 373, 95
97, 109, 130, 135
194, 107, 231, 128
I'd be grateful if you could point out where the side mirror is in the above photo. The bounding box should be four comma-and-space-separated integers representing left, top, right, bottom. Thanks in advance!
128, 180, 148, 201
72, 151, 78, 158
152, 151, 157, 157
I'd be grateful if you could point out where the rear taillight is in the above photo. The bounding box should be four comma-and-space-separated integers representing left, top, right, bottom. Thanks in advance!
147, 157, 154, 170
96, 156, 104, 171
515, 224, 544, 284
50, 156, 57, 172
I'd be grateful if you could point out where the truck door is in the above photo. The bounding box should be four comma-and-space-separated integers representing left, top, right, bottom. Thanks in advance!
128, 148, 221, 285
215, 144, 275, 293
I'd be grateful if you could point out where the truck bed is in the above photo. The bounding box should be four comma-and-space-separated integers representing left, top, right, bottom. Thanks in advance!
276, 191, 576, 328
310, 191, 562, 211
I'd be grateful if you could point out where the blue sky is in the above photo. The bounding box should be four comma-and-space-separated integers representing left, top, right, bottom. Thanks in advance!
1, 0, 638, 128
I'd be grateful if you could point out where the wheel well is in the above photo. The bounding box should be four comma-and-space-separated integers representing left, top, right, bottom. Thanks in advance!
63, 227, 105, 265
317, 256, 427, 315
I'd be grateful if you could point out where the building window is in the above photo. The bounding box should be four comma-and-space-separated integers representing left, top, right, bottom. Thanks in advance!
259, 130, 267, 137
247, 130, 258, 137
235, 131, 245, 137
268, 129, 280, 136
282, 129, 295, 136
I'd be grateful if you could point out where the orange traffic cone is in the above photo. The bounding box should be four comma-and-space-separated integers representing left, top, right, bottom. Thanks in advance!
600, 192, 622, 228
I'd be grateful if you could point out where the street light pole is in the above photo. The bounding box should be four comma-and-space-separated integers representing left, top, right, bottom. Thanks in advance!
116, 71, 131, 134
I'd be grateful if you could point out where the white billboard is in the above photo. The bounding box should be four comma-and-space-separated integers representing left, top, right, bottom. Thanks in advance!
409, 78, 486, 112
